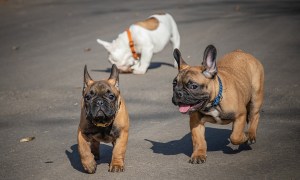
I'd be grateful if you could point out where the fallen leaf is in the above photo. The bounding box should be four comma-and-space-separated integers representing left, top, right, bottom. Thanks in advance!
20, 137, 35, 143
44, 161, 54, 163
12, 46, 20, 51
84, 48, 91, 52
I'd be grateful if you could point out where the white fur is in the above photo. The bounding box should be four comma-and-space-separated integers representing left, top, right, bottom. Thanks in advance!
202, 109, 223, 124
97, 13, 180, 74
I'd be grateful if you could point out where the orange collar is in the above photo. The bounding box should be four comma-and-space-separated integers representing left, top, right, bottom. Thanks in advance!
126, 29, 140, 60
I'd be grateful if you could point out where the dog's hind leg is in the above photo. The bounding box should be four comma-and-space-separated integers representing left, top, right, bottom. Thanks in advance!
247, 76, 264, 144
166, 14, 180, 68
170, 27, 180, 50
169, 18, 180, 68
246, 105, 260, 144
168, 14, 180, 50
230, 114, 249, 145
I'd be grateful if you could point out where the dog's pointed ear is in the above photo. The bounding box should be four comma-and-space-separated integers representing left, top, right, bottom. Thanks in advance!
108, 64, 119, 89
83, 65, 93, 95
202, 45, 217, 79
173, 48, 188, 71
84, 65, 93, 86
97, 39, 112, 52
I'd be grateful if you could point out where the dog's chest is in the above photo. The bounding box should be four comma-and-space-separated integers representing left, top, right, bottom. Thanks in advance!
84, 124, 120, 143
201, 108, 235, 124
202, 109, 222, 124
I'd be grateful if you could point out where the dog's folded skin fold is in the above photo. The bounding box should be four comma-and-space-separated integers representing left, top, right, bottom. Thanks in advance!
97, 13, 180, 74
172, 45, 264, 163
78, 64, 129, 173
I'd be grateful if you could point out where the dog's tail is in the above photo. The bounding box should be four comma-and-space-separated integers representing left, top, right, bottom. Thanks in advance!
166, 13, 180, 50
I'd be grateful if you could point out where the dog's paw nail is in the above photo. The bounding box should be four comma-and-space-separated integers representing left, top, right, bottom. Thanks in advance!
108, 167, 115, 172
109, 165, 124, 173
247, 139, 256, 145
190, 155, 206, 164
196, 159, 205, 164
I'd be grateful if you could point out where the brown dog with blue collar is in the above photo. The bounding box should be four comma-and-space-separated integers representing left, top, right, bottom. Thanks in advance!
172, 45, 264, 163
77, 64, 129, 173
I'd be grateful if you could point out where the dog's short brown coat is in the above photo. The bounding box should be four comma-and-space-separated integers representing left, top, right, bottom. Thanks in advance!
77, 65, 129, 173
172, 46, 264, 163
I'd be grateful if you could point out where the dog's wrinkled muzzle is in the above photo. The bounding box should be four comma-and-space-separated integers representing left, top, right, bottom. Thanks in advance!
85, 100, 116, 127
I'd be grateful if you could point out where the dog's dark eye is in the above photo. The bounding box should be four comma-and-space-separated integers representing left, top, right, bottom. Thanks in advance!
187, 81, 199, 90
84, 94, 92, 101
84, 90, 95, 101
108, 94, 115, 100
172, 79, 177, 87
106, 90, 115, 101
192, 84, 198, 89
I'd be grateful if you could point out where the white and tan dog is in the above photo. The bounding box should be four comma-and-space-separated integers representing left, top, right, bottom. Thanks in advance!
97, 13, 180, 74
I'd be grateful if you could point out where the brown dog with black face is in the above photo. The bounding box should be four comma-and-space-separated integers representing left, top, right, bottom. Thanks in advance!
77, 64, 129, 173
172, 45, 264, 163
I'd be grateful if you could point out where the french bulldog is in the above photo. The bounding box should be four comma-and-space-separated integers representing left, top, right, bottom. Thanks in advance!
77, 64, 129, 173
172, 45, 264, 163
97, 13, 180, 74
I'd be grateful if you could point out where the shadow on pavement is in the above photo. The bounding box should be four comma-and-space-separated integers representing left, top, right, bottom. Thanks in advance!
145, 133, 193, 157
145, 127, 252, 157
91, 62, 174, 73
65, 143, 113, 173
65, 144, 85, 173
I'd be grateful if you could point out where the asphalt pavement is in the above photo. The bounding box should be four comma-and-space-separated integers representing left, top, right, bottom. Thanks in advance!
0, 0, 299, 179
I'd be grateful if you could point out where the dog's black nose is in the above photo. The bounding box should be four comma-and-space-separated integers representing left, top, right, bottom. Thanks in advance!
97, 100, 104, 107
177, 91, 183, 98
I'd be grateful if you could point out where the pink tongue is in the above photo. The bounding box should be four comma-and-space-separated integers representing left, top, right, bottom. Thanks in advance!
179, 105, 191, 113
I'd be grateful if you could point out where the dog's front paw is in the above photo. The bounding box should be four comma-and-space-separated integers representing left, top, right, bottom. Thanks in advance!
108, 165, 125, 172
189, 154, 207, 164
82, 159, 97, 174
133, 69, 147, 75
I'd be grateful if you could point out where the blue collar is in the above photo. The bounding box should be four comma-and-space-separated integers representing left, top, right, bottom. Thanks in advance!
211, 76, 223, 107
